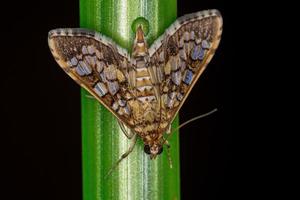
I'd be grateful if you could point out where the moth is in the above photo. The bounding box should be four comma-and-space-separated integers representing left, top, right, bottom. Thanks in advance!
48, 9, 223, 160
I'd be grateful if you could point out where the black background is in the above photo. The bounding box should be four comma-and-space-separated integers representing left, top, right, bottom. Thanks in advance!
2, 0, 232, 199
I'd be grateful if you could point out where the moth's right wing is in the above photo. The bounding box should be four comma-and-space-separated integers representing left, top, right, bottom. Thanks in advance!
48, 28, 135, 128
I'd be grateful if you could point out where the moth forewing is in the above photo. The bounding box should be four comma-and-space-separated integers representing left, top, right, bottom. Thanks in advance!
149, 9, 223, 126
48, 29, 135, 130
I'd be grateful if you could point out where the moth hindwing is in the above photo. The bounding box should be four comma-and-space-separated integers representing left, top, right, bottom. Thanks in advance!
48, 9, 223, 157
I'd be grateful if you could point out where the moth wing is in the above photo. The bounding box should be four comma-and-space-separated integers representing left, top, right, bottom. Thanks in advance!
148, 9, 223, 131
48, 28, 135, 128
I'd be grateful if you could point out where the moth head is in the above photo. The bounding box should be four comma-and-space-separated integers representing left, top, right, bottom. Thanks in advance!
132, 25, 148, 57
144, 144, 163, 159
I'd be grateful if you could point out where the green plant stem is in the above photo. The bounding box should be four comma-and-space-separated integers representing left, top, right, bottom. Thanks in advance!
80, 0, 180, 199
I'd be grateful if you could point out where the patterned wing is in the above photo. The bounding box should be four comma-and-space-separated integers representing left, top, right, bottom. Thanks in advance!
148, 9, 223, 130
48, 28, 135, 128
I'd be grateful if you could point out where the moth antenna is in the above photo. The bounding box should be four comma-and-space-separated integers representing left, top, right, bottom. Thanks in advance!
105, 134, 137, 179
105, 159, 121, 179
162, 108, 218, 145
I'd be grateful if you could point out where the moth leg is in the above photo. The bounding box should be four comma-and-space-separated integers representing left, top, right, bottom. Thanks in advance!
164, 139, 171, 148
163, 138, 173, 169
117, 120, 135, 139
166, 125, 172, 135
105, 133, 137, 178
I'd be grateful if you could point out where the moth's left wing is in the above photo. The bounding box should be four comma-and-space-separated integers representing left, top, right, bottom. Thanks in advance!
148, 9, 223, 130
48, 28, 135, 128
